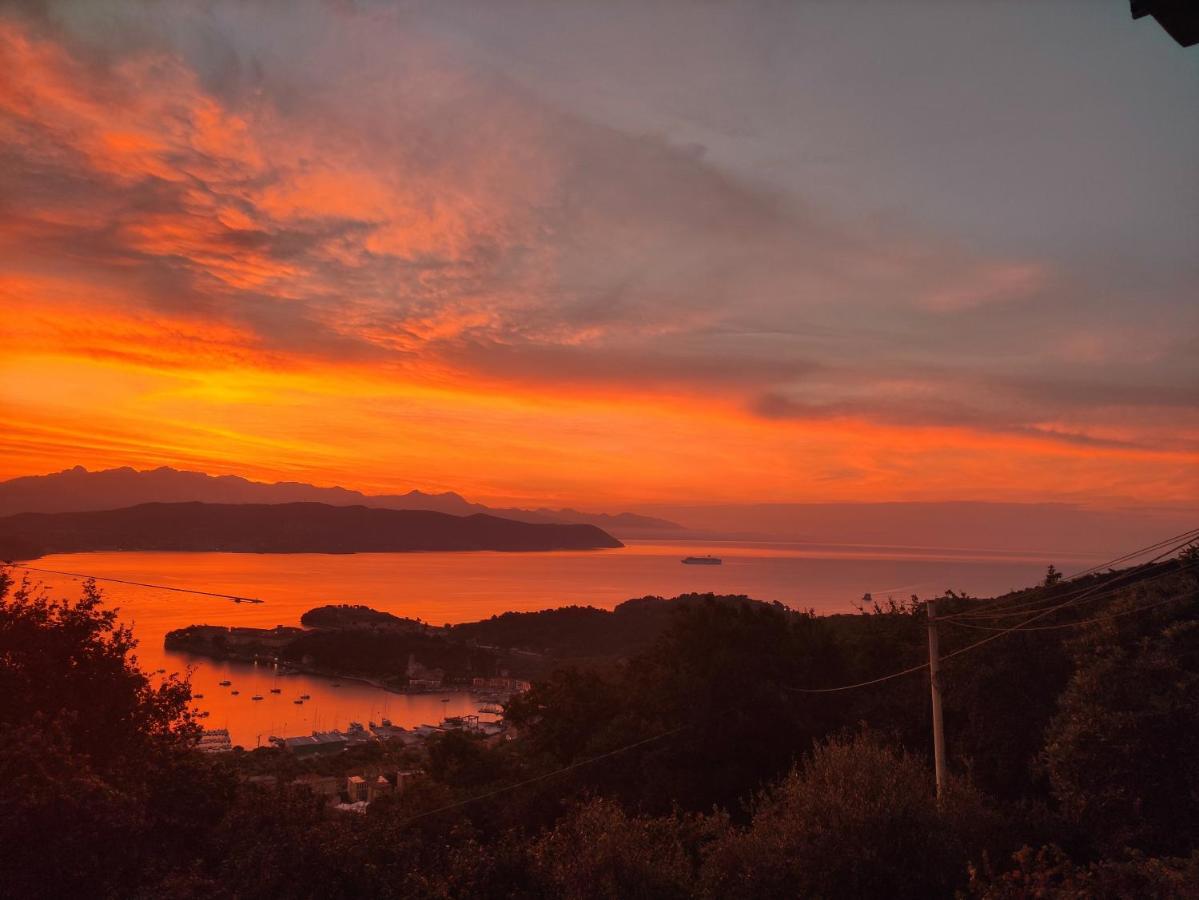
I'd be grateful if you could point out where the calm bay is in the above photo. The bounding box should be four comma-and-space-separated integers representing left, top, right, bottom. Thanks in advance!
21, 540, 1096, 747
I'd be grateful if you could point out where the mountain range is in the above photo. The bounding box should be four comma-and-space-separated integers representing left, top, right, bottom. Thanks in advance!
0, 467, 683, 538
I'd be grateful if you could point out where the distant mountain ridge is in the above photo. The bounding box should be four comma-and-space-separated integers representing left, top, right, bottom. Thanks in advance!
0, 501, 623, 558
0, 467, 682, 537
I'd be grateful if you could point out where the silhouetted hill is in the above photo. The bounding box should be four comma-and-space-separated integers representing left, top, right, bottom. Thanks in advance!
0, 466, 682, 537
447, 593, 779, 660
0, 501, 623, 557
300, 604, 424, 631
163, 593, 783, 682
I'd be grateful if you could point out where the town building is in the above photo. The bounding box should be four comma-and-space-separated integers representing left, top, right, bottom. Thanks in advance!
291, 773, 342, 804
471, 676, 532, 694
198, 728, 233, 753
272, 730, 349, 757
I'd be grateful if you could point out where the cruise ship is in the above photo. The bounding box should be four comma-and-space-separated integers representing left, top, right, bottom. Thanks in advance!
681, 555, 722, 565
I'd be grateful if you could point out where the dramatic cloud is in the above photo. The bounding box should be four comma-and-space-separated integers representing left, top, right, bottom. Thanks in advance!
0, 1, 1195, 506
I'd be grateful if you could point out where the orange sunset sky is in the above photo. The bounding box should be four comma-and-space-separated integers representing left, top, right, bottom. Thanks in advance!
1, 2, 1196, 510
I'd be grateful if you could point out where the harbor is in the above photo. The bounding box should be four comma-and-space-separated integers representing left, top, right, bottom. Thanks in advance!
191, 670, 525, 750
201, 706, 509, 758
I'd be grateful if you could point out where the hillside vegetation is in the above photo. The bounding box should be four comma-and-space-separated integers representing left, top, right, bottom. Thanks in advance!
3, 553, 1197, 898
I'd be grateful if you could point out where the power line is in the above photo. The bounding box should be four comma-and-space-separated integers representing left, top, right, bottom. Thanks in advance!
944, 570, 1199, 632
424, 535, 1198, 815
418, 577, 1198, 825
936, 563, 1188, 663
941, 589, 1196, 633
941, 554, 1196, 624
786, 579, 1190, 694
5, 563, 264, 604
939, 530, 1199, 623
396, 725, 689, 826
1067, 527, 1199, 580
783, 660, 931, 694
785, 536, 1196, 694
936, 526, 1199, 622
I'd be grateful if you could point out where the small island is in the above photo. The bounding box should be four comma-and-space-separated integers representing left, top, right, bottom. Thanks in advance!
299, 604, 426, 631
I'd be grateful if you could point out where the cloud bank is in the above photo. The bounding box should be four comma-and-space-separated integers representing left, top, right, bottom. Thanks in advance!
0, 1, 1195, 506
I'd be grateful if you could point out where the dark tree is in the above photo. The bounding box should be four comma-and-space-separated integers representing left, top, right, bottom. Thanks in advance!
1042, 571, 1199, 856
0, 568, 233, 897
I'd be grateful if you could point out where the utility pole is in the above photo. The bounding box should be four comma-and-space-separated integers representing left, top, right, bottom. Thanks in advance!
926, 597, 947, 800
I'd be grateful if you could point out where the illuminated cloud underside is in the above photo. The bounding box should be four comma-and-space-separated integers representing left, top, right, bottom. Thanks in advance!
0, 3, 1196, 507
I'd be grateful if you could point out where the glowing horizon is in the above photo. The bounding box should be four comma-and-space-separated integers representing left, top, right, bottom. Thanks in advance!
1, 4, 1196, 510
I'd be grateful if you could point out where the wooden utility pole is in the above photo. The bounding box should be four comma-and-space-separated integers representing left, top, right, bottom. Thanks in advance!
926, 597, 947, 800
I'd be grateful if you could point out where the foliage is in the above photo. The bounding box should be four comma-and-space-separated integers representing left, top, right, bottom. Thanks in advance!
0, 572, 197, 768
3, 561, 1198, 899
526, 798, 721, 899
967, 845, 1199, 899
699, 730, 1007, 899
620, 596, 845, 814
282, 628, 498, 681
424, 729, 507, 787
1041, 569, 1199, 856
448, 593, 775, 663
0, 568, 233, 898
504, 667, 624, 764
300, 604, 423, 630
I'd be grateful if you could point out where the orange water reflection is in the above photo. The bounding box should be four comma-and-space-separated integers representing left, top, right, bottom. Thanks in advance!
23, 542, 1093, 747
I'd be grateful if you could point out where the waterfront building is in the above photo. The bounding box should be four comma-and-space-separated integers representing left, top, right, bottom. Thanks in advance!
274, 731, 349, 757
198, 729, 233, 753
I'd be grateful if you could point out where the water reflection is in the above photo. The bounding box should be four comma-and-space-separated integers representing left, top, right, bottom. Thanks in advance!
25, 541, 1089, 747
177, 655, 482, 749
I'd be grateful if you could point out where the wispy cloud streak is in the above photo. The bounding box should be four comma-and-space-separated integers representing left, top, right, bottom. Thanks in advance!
0, 2, 1195, 505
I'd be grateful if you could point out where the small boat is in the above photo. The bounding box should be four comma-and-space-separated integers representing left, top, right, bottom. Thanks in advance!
293, 699, 304, 705
251, 695, 264, 701
197, 711, 210, 718
682, 555, 722, 566
155, 668, 166, 674
193, 693, 205, 699
219, 680, 232, 687
269, 688, 282, 694
299, 694, 311, 700
231, 690, 240, 696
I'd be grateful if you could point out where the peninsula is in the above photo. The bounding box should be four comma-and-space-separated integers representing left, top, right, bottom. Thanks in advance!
163, 594, 783, 684
0, 501, 623, 559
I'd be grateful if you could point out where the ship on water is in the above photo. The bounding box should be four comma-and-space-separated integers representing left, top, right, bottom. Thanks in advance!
681, 555, 722, 565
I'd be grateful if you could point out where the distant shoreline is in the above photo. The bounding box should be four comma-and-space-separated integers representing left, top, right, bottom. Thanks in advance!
0, 500, 624, 558
8, 544, 626, 563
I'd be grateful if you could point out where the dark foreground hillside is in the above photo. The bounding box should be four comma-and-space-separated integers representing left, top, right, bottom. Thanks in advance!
0, 501, 623, 558
1, 553, 1197, 899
